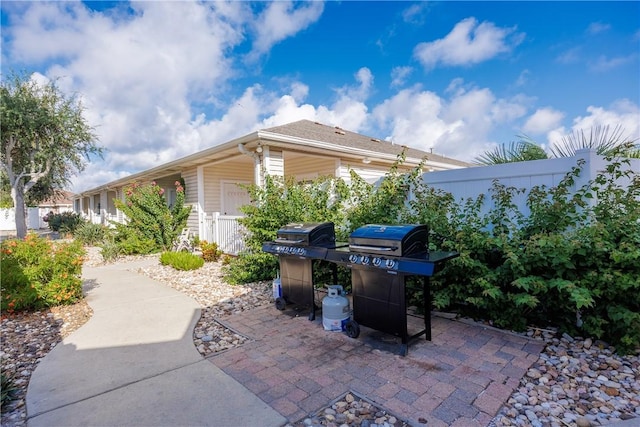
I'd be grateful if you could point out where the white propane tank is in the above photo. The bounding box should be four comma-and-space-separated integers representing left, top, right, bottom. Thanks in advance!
322, 285, 350, 331
272, 276, 282, 299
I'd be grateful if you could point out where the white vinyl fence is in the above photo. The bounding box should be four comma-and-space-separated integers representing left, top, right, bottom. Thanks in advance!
202, 212, 246, 255
421, 149, 639, 218
0, 207, 72, 232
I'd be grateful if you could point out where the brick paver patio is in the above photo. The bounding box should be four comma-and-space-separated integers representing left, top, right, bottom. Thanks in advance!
207, 305, 545, 426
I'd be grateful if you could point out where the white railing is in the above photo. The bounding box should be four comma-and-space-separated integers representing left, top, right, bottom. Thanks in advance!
202, 212, 246, 255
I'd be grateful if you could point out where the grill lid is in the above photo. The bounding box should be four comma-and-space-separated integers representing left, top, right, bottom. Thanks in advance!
275, 222, 336, 247
349, 224, 428, 257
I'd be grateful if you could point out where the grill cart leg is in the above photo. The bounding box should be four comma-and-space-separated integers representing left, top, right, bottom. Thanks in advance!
399, 344, 408, 357
424, 277, 431, 341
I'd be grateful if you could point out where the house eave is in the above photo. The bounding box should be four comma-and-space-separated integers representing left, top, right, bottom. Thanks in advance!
256, 130, 424, 165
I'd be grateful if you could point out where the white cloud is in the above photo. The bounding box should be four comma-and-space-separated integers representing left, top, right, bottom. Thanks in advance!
587, 22, 611, 35
556, 47, 582, 64
515, 69, 531, 87
390, 66, 413, 88
571, 100, 640, 141
523, 108, 566, 135
336, 67, 374, 102
414, 17, 524, 70
370, 83, 529, 161
401, 3, 430, 26
248, 1, 324, 60
589, 54, 638, 72
545, 99, 640, 149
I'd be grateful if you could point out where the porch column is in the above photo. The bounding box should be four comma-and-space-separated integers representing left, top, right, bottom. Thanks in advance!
262, 146, 284, 182
100, 191, 108, 225
197, 165, 205, 239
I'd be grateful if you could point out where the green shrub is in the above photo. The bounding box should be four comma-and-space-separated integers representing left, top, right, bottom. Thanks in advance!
99, 238, 121, 263
113, 180, 191, 253
1, 371, 17, 408
116, 232, 156, 255
46, 212, 84, 233
427, 155, 640, 353
0, 234, 85, 311
160, 251, 204, 271
223, 251, 277, 285
199, 240, 222, 262
73, 222, 109, 246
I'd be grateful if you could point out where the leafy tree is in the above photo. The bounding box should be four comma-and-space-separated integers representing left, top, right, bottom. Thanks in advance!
0, 71, 101, 238
0, 171, 13, 208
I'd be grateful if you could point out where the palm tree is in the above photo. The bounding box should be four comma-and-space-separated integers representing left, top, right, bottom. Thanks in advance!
549, 124, 639, 158
474, 137, 548, 165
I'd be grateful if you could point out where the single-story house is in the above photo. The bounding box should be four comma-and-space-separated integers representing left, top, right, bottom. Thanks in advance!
73, 120, 470, 253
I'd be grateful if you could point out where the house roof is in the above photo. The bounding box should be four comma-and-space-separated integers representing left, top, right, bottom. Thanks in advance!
77, 119, 470, 195
262, 120, 469, 167
40, 190, 74, 207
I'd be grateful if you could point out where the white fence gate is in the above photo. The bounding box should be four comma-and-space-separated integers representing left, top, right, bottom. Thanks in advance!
202, 213, 246, 255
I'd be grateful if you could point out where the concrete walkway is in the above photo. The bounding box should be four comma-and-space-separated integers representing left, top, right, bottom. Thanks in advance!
25, 259, 286, 427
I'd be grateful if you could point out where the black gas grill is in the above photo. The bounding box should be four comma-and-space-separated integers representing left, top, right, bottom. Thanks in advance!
263, 222, 458, 356
262, 222, 340, 320
326, 224, 458, 356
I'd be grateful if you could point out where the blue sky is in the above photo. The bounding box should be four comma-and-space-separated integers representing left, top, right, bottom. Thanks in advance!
1, 1, 639, 192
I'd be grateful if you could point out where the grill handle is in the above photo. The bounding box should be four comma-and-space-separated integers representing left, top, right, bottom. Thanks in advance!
274, 238, 305, 244
349, 244, 397, 252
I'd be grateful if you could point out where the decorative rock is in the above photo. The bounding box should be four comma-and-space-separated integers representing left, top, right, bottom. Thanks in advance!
527, 368, 542, 379
576, 416, 591, 427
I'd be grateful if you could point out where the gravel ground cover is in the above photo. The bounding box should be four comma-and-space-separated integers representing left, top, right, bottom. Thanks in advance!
1, 247, 638, 427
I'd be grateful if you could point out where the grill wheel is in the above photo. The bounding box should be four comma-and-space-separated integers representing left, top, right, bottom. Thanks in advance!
275, 297, 286, 311
345, 320, 360, 338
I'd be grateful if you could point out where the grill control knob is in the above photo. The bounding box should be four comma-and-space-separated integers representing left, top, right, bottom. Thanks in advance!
385, 259, 396, 269
348, 254, 358, 263
373, 258, 382, 267
362, 256, 370, 265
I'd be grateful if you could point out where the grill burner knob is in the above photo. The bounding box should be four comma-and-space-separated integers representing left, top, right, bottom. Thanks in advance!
373, 258, 382, 267
362, 256, 370, 265
385, 259, 396, 269
348, 254, 358, 264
